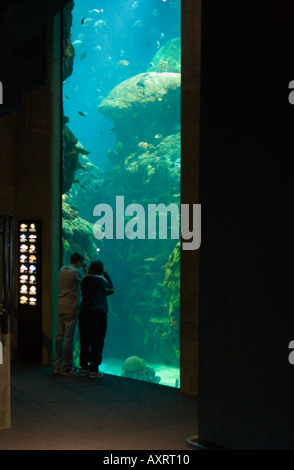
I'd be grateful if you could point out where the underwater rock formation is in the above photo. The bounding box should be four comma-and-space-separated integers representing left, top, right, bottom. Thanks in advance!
62, 0, 75, 81
98, 72, 180, 114
121, 355, 161, 384
62, 124, 85, 194
65, 153, 104, 222
163, 242, 181, 360
98, 72, 181, 152
62, 198, 98, 264
150, 38, 181, 73
163, 241, 181, 315
103, 133, 180, 206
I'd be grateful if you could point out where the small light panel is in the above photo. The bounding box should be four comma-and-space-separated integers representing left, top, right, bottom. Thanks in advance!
18, 220, 41, 306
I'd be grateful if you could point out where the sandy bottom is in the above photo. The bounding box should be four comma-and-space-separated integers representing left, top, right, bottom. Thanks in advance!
100, 357, 180, 388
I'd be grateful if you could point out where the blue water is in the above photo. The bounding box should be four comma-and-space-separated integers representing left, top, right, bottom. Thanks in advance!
62, 0, 181, 388
63, 0, 180, 170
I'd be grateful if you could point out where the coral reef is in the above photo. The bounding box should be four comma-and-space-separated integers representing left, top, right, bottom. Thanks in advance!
98, 72, 181, 154
62, 197, 98, 264
163, 241, 181, 315
65, 153, 104, 222
62, 0, 75, 81
121, 355, 161, 384
150, 38, 181, 73
62, 124, 84, 195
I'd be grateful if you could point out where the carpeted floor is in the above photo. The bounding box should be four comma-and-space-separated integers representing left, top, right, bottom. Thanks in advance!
0, 362, 198, 451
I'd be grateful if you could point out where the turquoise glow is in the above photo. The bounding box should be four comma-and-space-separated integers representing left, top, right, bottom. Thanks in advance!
62, 0, 181, 387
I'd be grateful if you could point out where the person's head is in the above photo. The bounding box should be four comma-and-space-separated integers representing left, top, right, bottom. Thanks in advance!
88, 260, 104, 275
70, 252, 84, 266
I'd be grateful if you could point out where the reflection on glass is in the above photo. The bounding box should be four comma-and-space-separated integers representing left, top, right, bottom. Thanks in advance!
20, 224, 28, 232
20, 264, 28, 272
29, 265, 37, 273
29, 297, 37, 305
20, 234, 27, 241
29, 275, 36, 284
29, 255, 37, 262
29, 234, 37, 240
20, 296, 28, 304
20, 244, 29, 252
29, 244, 36, 253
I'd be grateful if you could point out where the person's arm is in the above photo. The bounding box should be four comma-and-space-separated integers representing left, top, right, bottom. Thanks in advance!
81, 262, 88, 276
102, 270, 114, 295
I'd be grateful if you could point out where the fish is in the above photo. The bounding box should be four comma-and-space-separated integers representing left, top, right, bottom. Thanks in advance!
131, 1, 139, 9
94, 45, 102, 51
80, 52, 87, 60
65, 94, 70, 100
78, 111, 87, 117
155, 134, 162, 139
77, 147, 90, 155
117, 60, 129, 67
82, 17, 93, 25
94, 19, 106, 28
156, 40, 160, 48
138, 142, 152, 150
72, 39, 82, 46
132, 20, 143, 29
89, 9, 103, 14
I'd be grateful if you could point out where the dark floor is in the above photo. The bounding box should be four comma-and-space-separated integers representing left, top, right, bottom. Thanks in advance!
0, 362, 198, 451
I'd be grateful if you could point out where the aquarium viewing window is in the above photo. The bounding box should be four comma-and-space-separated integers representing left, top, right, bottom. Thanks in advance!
61, 0, 181, 387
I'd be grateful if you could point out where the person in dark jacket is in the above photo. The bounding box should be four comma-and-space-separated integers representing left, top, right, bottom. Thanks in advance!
78, 259, 114, 378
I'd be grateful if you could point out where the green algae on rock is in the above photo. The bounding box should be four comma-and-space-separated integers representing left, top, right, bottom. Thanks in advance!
98, 72, 181, 151
150, 38, 181, 74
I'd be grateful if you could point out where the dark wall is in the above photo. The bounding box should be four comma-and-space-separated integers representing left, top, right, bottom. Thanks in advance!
199, 1, 294, 449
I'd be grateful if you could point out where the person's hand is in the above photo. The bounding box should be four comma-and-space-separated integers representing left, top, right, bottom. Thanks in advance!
82, 262, 87, 272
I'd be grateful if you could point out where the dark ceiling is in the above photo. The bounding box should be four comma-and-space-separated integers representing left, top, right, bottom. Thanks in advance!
0, 0, 20, 18
0, 0, 70, 113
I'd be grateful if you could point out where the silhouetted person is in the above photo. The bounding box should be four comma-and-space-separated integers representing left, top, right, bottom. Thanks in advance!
79, 260, 114, 378
55, 252, 87, 375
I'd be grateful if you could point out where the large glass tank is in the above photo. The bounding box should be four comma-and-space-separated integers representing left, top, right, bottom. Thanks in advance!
62, 0, 181, 387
